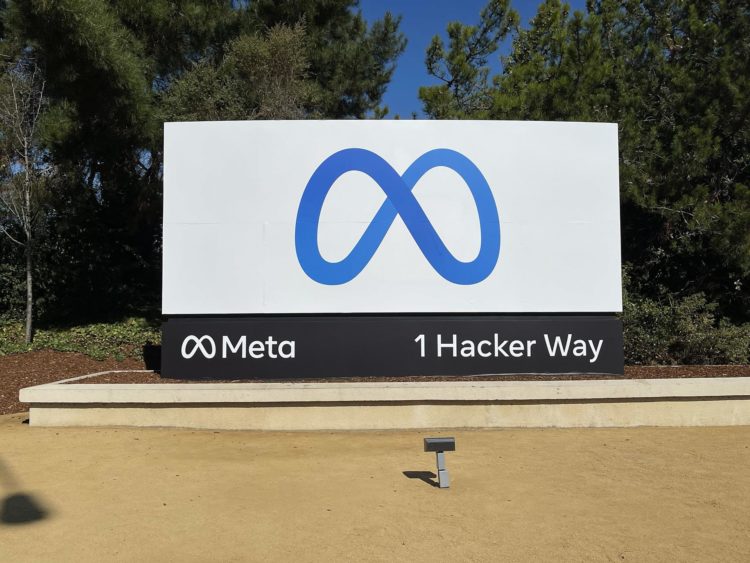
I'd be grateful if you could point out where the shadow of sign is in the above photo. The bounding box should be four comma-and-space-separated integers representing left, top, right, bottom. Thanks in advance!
142, 344, 161, 372
0, 458, 50, 525
402, 470, 438, 488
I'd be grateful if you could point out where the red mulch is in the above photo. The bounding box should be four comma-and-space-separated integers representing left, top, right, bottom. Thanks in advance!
1, 349, 749, 415
80, 364, 750, 385
0, 350, 144, 415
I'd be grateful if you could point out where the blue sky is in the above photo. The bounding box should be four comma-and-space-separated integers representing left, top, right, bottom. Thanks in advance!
358, 0, 587, 118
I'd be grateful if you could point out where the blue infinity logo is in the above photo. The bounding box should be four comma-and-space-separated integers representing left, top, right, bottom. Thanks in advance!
295, 148, 500, 285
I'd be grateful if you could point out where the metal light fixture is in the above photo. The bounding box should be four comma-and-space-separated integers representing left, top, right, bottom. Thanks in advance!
423, 437, 455, 488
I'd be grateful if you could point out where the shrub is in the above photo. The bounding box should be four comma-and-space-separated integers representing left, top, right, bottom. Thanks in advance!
623, 292, 750, 365
0, 317, 160, 360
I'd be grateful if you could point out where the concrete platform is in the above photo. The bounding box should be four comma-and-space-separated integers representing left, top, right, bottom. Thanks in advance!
19, 372, 750, 430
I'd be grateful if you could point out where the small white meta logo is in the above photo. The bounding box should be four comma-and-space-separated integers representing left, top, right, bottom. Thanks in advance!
181, 335, 216, 359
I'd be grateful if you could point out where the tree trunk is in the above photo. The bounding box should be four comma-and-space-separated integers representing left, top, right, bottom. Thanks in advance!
25, 239, 33, 344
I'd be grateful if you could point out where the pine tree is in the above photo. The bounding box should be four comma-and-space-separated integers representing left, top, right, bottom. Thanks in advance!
1, 0, 406, 320
418, 0, 518, 118
419, 0, 750, 323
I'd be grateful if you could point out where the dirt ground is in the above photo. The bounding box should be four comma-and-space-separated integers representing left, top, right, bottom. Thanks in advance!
1, 414, 748, 562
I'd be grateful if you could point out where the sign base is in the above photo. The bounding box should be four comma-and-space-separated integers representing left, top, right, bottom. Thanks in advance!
161, 315, 623, 379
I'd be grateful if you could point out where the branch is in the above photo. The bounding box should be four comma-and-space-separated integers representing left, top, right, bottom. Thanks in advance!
0, 223, 24, 246
27, 66, 46, 143
0, 184, 24, 223
9, 71, 27, 151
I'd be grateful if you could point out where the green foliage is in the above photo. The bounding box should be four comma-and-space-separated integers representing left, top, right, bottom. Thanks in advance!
12, 0, 156, 154
250, 0, 407, 118
0, 317, 160, 360
419, 0, 518, 118
0, 252, 24, 318
623, 291, 750, 366
163, 24, 321, 121
0, 1, 406, 326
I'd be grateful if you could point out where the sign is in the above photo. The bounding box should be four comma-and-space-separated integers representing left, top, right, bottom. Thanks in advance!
162, 120, 624, 377
163, 120, 621, 314
162, 316, 624, 378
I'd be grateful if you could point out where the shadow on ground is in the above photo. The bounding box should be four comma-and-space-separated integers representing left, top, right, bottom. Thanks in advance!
403, 470, 438, 488
0, 457, 49, 525
1, 493, 47, 524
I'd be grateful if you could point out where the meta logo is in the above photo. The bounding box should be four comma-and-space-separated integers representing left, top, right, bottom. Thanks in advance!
181, 335, 216, 359
295, 148, 501, 285
180, 335, 295, 360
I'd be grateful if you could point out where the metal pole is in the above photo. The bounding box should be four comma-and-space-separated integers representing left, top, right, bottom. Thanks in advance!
435, 451, 450, 488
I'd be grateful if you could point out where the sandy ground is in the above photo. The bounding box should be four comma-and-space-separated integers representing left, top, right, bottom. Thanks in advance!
1, 414, 749, 562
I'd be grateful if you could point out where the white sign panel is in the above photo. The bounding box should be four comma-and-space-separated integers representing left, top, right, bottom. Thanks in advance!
163, 120, 621, 314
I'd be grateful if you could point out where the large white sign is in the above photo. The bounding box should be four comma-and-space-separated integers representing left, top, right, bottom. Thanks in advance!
163, 120, 621, 314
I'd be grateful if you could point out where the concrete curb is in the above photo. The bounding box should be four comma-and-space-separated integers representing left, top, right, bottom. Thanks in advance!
19, 375, 750, 404
19, 373, 750, 430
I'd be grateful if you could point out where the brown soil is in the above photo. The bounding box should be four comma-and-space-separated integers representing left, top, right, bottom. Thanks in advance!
0, 350, 144, 415
80, 363, 750, 385
1, 415, 749, 561
1, 349, 749, 415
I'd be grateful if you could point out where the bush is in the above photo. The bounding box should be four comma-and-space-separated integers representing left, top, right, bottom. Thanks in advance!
623, 292, 750, 365
0, 317, 160, 360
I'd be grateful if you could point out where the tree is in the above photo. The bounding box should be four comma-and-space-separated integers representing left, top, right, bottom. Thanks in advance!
163, 24, 321, 121
0, 56, 51, 342
419, 0, 750, 324
250, 0, 406, 118
419, 0, 518, 118
0, 1, 406, 323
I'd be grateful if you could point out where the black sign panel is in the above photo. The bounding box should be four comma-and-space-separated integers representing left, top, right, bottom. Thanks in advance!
161, 315, 623, 379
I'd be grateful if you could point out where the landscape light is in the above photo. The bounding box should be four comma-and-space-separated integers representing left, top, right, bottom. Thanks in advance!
423, 437, 456, 488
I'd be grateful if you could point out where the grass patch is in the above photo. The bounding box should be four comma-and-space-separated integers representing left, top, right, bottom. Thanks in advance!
0, 318, 160, 360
